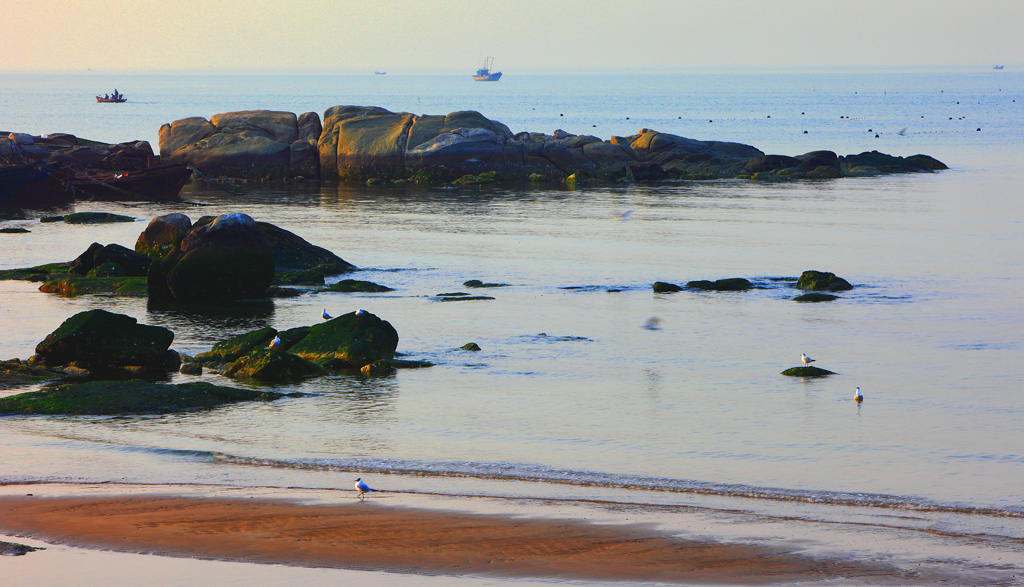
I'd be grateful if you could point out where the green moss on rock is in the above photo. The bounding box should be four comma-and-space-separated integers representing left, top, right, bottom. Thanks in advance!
653, 281, 683, 293
0, 379, 292, 415
797, 270, 853, 291
35, 309, 174, 372
460, 342, 481, 351
62, 212, 135, 224
686, 278, 754, 291
463, 279, 508, 288
39, 276, 147, 296
287, 311, 399, 370
194, 327, 277, 363
222, 347, 327, 382
0, 262, 73, 281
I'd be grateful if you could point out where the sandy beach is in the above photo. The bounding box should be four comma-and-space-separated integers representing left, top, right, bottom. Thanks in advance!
0, 490, 914, 585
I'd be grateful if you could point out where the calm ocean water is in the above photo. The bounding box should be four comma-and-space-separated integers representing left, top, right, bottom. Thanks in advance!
2, 70, 1023, 579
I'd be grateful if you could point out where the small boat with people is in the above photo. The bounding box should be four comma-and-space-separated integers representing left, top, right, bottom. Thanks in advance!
472, 57, 501, 81
96, 89, 127, 103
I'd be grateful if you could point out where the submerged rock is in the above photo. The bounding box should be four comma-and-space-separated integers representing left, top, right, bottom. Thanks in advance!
62, 212, 135, 224
222, 347, 327, 382
38, 276, 147, 297
781, 366, 836, 378
463, 279, 508, 288
652, 281, 683, 293
793, 292, 839, 302
324, 279, 393, 293
460, 342, 482, 351
686, 278, 754, 291
0, 379, 294, 415
0, 541, 43, 555
0, 358, 61, 390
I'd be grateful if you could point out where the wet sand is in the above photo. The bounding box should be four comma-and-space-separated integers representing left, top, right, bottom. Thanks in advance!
0, 494, 903, 585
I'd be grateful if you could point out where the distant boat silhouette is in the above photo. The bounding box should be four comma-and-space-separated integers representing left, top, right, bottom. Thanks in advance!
375, 71, 386, 75
993, 65, 1005, 70
473, 57, 501, 81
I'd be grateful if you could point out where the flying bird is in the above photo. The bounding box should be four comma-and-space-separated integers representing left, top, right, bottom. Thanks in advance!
855, 387, 864, 403
355, 477, 374, 500
801, 353, 815, 365
268, 335, 281, 348
322, 308, 332, 320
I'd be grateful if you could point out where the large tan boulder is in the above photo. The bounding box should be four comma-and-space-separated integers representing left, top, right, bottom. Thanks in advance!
210, 110, 298, 144
329, 109, 416, 180
159, 117, 217, 159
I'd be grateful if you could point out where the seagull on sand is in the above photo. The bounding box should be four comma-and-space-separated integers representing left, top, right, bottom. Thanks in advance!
355, 477, 374, 500
801, 353, 815, 365
269, 335, 282, 348
855, 387, 864, 403
322, 308, 332, 320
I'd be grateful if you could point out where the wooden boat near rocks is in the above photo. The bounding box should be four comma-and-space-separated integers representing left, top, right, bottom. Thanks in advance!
65, 163, 192, 201
0, 162, 71, 208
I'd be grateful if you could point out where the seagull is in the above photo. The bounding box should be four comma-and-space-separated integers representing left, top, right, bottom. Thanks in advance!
801, 353, 815, 365
616, 210, 633, 221
855, 387, 864, 403
268, 335, 281, 348
322, 308, 332, 320
355, 477, 373, 500
355, 308, 365, 316
642, 317, 662, 330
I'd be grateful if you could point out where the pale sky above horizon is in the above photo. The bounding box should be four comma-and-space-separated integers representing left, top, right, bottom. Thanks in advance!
3, 0, 1021, 73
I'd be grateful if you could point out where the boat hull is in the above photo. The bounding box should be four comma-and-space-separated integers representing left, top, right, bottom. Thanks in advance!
472, 72, 502, 81
67, 164, 192, 201
96, 97, 127, 103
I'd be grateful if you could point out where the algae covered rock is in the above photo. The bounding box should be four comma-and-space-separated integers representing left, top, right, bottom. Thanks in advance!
135, 213, 193, 259
0, 379, 292, 415
34, 309, 174, 373
463, 279, 508, 288
796, 270, 853, 291
781, 366, 836, 378
194, 326, 277, 363
287, 310, 399, 370
62, 212, 135, 224
38, 276, 147, 297
222, 347, 327, 382
460, 342, 481, 351
70, 243, 151, 277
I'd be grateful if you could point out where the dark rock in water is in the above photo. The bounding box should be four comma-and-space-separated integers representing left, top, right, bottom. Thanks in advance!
793, 292, 839, 302
840, 150, 939, 176
360, 359, 395, 377
179, 361, 203, 375
389, 358, 434, 369
435, 295, 495, 301
71, 243, 151, 277
0, 540, 43, 555
157, 213, 276, 303
273, 268, 328, 286
194, 327, 277, 363
653, 281, 683, 293
39, 276, 147, 297
40, 215, 64, 223
223, 347, 328, 382
0, 227, 30, 233
325, 279, 393, 293
795, 150, 840, 171
135, 213, 193, 259
905, 154, 948, 170
781, 366, 836, 377
265, 286, 303, 298
437, 292, 470, 296
463, 279, 508, 288
257, 221, 355, 274
0, 379, 294, 415
743, 155, 802, 174
460, 342, 482, 351
62, 212, 135, 224
686, 278, 754, 291
287, 310, 399, 371
797, 270, 853, 291
34, 309, 174, 373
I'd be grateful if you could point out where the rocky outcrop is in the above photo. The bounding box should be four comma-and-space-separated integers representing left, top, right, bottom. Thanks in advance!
287, 311, 399, 371
34, 309, 176, 374
70, 243, 151, 277
135, 213, 193, 259
159, 110, 322, 179
796, 270, 853, 292
158, 106, 947, 183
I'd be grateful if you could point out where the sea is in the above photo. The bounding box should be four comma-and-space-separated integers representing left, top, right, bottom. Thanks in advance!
1, 68, 1023, 584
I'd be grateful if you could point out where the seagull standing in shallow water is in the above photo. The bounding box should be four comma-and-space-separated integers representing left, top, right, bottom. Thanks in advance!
855, 387, 864, 403
801, 353, 815, 365
355, 477, 373, 500
322, 308, 332, 320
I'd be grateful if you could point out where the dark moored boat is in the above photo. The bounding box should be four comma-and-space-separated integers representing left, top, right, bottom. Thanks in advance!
66, 163, 193, 201
0, 162, 70, 207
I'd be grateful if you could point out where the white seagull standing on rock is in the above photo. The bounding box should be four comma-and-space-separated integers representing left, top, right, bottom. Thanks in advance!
355, 477, 374, 500
801, 353, 815, 365
269, 335, 281, 348
356, 309, 365, 316
322, 308, 332, 320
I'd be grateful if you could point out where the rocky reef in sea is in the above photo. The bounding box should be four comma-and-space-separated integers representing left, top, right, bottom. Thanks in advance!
157, 107, 948, 184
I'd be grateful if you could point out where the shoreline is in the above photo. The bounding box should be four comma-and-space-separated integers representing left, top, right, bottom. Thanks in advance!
0, 491, 918, 586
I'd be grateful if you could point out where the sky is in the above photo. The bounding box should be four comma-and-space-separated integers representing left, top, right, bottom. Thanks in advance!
3, 0, 1022, 73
